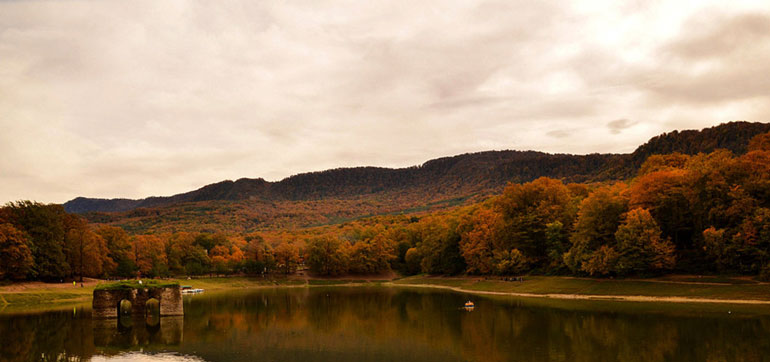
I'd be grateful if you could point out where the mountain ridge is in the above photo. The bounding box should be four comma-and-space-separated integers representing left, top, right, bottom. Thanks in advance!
64, 121, 770, 214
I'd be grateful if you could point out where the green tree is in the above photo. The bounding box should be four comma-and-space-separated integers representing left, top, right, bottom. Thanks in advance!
564, 185, 628, 273
614, 208, 675, 275
492, 248, 528, 275
306, 236, 349, 276
4, 201, 69, 280
348, 234, 395, 274
416, 216, 465, 274
496, 177, 577, 269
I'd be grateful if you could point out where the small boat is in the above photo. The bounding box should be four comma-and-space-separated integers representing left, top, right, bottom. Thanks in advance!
181, 286, 204, 294
464, 301, 475, 310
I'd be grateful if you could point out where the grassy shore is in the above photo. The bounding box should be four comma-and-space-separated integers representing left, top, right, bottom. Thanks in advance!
0, 277, 304, 310
3, 274, 770, 313
389, 275, 770, 304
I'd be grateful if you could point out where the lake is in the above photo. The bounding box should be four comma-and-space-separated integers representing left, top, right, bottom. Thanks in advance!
2, 287, 770, 361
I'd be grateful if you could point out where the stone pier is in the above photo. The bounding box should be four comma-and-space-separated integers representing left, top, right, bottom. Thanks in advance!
92, 284, 183, 319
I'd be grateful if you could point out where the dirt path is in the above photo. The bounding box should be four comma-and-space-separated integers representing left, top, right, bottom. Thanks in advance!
387, 283, 770, 305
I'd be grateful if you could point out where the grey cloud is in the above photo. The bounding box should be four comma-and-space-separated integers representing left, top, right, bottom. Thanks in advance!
607, 119, 637, 134
547, 130, 571, 138
636, 12, 770, 104
665, 13, 770, 60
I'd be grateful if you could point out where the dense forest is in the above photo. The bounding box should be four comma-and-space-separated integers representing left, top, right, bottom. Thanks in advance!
3, 123, 770, 281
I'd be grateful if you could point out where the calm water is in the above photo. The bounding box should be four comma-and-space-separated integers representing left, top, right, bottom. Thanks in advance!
2, 287, 770, 361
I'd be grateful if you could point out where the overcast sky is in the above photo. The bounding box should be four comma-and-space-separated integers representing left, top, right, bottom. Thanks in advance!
2, 0, 770, 203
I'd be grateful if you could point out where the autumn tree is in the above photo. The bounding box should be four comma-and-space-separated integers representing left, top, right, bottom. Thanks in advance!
229, 245, 245, 272
194, 233, 228, 252
702, 227, 731, 271
492, 248, 528, 275
95, 225, 135, 277
416, 215, 466, 274
64, 216, 113, 281
131, 235, 168, 278
274, 242, 300, 274
629, 170, 694, 251
3, 201, 69, 280
167, 232, 210, 276
748, 131, 770, 152
496, 177, 577, 269
306, 235, 349, 276
348, 234, 395, 274
404, 247, 422, 275
564, 185, 628, 272
614, 208, 675, 275
458, 206, 501, 274
710, 208, 770, 274
581, 245, 619, 276
243, 233, 276, 274
638, 153, 690, 176
0, 223, 34, 280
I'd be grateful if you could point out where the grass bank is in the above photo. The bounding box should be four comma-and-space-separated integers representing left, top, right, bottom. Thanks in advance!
4, 274, 770, 312
389, 275, 770, 304
0, 277, 304, 311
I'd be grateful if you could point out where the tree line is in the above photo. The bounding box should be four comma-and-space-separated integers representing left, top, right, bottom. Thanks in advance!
0, 203, 302, 281
3, 132, 770, 281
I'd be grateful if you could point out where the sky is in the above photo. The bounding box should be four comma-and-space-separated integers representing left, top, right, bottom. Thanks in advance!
1, 0, 770, 204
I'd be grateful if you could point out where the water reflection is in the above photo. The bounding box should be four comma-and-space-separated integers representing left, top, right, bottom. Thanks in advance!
93, 317, 183, 349
2, 287, 770, 361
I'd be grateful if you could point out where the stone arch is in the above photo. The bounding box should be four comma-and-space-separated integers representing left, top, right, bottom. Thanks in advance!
145, 298, 161, 327
145, 298, 160, 316
118, 299, 133, 316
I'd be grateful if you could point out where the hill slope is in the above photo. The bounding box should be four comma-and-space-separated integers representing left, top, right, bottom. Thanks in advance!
64, 151, 622, 213
64, 121, 770, 233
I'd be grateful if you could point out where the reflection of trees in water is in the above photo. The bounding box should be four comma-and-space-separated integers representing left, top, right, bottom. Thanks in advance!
93, 316, 182, 350
0, 309, 95, 362
0, 309, 184, 361
177, 290, 770, 362
3, 291, 770, 361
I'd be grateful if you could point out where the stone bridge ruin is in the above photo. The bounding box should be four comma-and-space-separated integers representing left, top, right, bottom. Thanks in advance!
92, 284, 183, 319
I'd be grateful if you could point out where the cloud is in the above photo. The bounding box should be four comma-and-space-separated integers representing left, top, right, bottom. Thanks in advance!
1, 0, 769, 203
547, 130, 571, 139
607, 119, 637, 134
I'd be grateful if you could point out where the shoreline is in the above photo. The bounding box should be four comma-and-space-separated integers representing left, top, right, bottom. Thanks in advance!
385, 282, 770, 305
4, 274, 770, 310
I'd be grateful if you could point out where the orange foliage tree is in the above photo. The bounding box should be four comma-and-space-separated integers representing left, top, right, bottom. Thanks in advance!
0, 223, 34, 280
64, 216, 113, 281
131, 235, 168, 277
458, 206, 501, 274
274, 242, 300, 274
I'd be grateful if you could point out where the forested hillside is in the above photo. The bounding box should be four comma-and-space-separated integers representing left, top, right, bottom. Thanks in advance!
5, 128, 770, 282
0, 124, 770, 280
65, 122, 770, 215
60, 122, 770, 234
